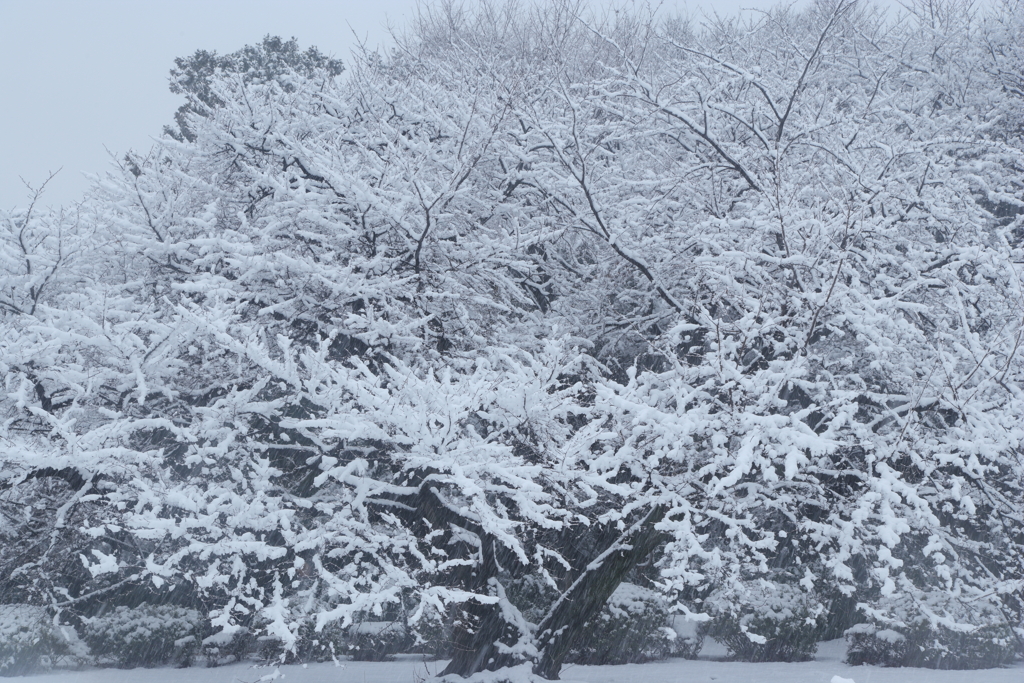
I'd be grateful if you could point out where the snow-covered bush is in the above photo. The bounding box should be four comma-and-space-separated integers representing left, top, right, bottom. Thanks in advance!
846, 621, 1019, 669
845, 623, 909, 666
256, 616, 411, 664
408, 604, 452, 659
566, 583, 691, 665
81, 605, 201, 668
667, 615, 705, 660
252, 619, 341, 664
201, 626, 256, 667
698, 582, 825, 662
0, 604, 83, 676
342, 620, 410, 661
845, 589, 1020, 669
301, 622, 347, 663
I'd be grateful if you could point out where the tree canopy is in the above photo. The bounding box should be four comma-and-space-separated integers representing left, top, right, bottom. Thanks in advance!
2, 1, 1023, 679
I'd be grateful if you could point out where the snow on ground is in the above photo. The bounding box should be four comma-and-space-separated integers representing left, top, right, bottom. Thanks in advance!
13, 641, 1023, 683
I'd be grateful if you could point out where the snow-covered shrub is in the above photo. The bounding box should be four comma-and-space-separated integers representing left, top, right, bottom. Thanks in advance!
845, 591, 1020, 669
256, 610, 411, 663
846, 622, 1019, 669
667, 615, 705, 660
252, 619, 341, 664
845, 622, 907, 665
342, 619, 410, 661
408, 604, 452, 659
202, 626, 256, 667
698, 582, 825, 662
566, 583, 689, 665
298, 621, 348, 663
257, 616, 410, 664
82, 604, 201, 668
0, 605, 82, 676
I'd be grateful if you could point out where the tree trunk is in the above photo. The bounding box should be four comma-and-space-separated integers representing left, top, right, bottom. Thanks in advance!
532, 505, 668, 680
386, 481, 669, 680
441, 597, 518, 677
399, 483, 524, 678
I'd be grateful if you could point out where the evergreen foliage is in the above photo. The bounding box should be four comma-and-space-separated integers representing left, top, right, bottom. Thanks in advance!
845, 584, 1022, 669
565, 583, 694, 665
0, 605, 82, 676
81, 605, 201, 668
697, 582, 825, 662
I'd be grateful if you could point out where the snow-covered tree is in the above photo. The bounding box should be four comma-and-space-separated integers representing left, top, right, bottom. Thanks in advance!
165, 34, 344, 141
1, 2, 1022, 678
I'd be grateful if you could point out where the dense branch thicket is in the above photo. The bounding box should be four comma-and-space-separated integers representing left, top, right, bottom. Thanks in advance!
2, 0, 1023, 678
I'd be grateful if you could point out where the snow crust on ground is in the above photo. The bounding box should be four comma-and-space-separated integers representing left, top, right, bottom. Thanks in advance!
12, 641, 1023, 683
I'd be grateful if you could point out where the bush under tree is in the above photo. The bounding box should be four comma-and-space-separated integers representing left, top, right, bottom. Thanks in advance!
81, 605, 202, 668
845, 585, 1021, 669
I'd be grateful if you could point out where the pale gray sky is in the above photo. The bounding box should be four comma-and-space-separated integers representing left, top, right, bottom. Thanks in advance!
2, 0, 904, 210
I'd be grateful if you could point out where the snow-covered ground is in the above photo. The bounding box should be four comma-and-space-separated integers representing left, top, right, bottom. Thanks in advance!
13, 641, 1023, 683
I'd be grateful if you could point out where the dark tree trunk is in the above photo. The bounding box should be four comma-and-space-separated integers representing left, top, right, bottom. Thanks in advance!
532, 505, 668, 680
394, 482, 525, 678
376, 479, 669, 680
442, 594, 519, 676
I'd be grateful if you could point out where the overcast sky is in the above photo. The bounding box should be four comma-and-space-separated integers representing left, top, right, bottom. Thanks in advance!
2, 0, 912, 210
